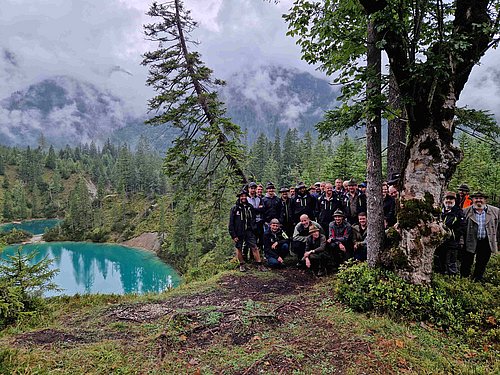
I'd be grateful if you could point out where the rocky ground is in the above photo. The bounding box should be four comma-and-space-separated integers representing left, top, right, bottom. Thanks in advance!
121, 232, 161, 252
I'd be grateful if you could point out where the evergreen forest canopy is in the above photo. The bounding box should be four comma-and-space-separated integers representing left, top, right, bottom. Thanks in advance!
0, 137, 168, 240
0, 130, 498, 245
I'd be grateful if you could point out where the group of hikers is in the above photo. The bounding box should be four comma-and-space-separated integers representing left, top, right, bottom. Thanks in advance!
228, 177, 499, 281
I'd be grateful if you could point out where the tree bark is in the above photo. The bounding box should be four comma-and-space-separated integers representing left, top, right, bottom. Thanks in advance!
387, 71, 406, 178
174, 0, 248, 184
365, 18, 385, 267
359, 0, 493, 284
387, 126, 461, 284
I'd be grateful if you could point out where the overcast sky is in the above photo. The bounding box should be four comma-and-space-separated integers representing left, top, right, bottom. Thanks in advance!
1, 0, 499, 119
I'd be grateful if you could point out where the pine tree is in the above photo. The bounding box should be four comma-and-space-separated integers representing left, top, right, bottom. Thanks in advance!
31, 184, 41, 218
37, 132, 47, 151
247, 133, 270, 182
45, 145, 57, 170
142, 0, 247, 197
2, 189, 13, 221
66, 177, 93, 239
11, 182, 28, 220
282, 129, 300, 186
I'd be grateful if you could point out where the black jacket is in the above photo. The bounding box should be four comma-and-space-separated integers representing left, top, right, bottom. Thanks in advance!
440, 205, 465, 243
263, 229, 289, 259
291, 192, 317, 223
280, 197, 293, 226
262, 195, 282, 223
228, 201, 256, 238
383, 194, 397, 227
317, 195, 342, 226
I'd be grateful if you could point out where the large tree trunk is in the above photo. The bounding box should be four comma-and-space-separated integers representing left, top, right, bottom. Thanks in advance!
358, 0, 493, 285
366, 18, 385, 267
385, 126, 462, 284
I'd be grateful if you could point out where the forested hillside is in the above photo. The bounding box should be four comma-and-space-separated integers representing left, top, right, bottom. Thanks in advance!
1, 129, 498, 250
0, 137, 168, 241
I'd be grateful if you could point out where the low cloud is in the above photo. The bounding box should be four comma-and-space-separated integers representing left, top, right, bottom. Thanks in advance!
0, 0, 498, 128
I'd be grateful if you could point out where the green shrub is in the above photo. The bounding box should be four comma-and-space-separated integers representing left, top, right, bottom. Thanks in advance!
42, 226, 67, 242
0, 278, 24, 327
0, 248, 59, 328
88, 227, 110, 243
335, 260, 499, 346
0, 229, 32, 244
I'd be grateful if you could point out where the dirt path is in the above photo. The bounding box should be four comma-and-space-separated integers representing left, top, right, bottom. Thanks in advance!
9, 268, 388, 374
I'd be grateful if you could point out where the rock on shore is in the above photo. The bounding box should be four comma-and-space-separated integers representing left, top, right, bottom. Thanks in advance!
121, 232, 161, 253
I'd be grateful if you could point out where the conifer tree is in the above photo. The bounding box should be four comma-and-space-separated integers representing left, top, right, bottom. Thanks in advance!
66, 177, 92, 239
45, 146, 57, 170
2, 190, 13, 221
142, 0, 248, 197
281, 129, 300, 185
11, 182, 28, 220
272, 128, 282, 167
0, 154, 5, 175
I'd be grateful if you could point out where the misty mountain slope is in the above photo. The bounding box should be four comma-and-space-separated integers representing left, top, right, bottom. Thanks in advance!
221, 66, 340, 142
0, 76, 131, 147
0, 66, 340, 149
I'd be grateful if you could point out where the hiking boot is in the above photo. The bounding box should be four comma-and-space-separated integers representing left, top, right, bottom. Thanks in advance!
239, 264, 247, 272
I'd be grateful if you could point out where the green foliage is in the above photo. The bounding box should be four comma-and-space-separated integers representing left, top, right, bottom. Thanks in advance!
64, 177, 93, 240
455, 107, 500, 141
450, 134, 500, 206
336, 262, 500, 347
316, 102, 365, 139
0, 229, 32, 245
42, 226, 67, 242
0, 248, 59, 328
142, 0, 247, 196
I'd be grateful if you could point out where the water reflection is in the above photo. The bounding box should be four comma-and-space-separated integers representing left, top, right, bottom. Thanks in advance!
1, 242, 180, 296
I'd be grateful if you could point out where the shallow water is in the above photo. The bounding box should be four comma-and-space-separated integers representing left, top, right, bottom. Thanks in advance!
1, 242, 180, 296
0, 219, 61, 235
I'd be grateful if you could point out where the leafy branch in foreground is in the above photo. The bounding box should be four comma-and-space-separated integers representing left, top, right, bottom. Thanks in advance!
455, 107, 500, 146
142, 0, 248, 199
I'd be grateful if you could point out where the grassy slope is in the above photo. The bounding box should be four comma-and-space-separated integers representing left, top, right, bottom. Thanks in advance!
1, 268, 497, 374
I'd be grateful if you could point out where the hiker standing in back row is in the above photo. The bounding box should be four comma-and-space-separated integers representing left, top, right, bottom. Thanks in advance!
460, 192, 499, 281
291, 182, 317, 224
228, 190, 267, 272
247, 181, 264, 256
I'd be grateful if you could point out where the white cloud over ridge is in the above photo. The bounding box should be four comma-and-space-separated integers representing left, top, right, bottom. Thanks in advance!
0, 0, 306, 118
0, 0, 498, 127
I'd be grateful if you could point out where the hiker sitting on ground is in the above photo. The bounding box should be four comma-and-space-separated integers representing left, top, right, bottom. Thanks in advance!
303, 225, 329, 276
292, 214, 323, 262
263, 218, 290, 268
327, 209, 353, 265
352, 212, 368, 261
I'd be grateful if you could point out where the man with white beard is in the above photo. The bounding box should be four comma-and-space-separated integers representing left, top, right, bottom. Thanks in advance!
461, 192, 499, 281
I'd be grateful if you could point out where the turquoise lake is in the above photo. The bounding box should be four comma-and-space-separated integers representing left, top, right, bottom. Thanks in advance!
0, 219, 61, 235
1, 242, 180, 296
